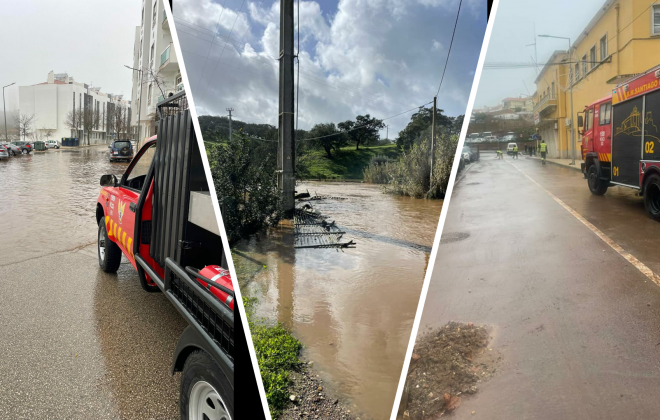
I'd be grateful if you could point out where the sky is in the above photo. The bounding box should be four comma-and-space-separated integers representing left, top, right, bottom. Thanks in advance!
0, 0, 141, 115
475, 0, 608, 109
173, 0, 488, 138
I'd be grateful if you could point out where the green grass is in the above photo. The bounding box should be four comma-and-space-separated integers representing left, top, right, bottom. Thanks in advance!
244, 297, 303, 418
302, 143, 400, 180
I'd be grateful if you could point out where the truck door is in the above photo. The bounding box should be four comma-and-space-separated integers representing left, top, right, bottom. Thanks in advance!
583, 107, 594, 158
642, 90, 660, 162
612, 96, 644, 186
107, 142, 157, 267
596, 101, 612, 161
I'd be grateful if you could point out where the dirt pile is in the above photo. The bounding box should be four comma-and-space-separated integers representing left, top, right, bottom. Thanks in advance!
280, 363, 355, 420
400, 322, 497, 419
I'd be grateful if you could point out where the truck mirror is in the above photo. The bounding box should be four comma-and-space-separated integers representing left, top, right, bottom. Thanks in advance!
577, 115, 583, 129
100, 174, 117, 187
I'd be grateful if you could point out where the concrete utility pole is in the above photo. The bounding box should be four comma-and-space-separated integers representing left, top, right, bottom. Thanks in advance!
430, 96, 437, 186
226, 108, 234, 142
3, 83, 15, 142
386, 125, 389, 142
278, 0, 295, 217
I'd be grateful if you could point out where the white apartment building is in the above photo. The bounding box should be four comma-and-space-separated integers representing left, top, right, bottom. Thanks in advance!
130, 0, 181, 147
19, 71, 131, 144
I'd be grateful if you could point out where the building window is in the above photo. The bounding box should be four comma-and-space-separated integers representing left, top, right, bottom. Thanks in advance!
600, 35, 608, 60
653, 5, 660, 35
575, 63, 580, 80
152, 2, 157, 28
551, 82, 555, 98
147, 84, 152, 106
582, 55, 587, 76
599, 102, 612, 125
590, 46, 596, 69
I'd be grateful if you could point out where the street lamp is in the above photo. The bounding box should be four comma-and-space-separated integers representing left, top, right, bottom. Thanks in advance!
125, 65, 142, 147
3, 82, 15, 142
538, 34, 575, 165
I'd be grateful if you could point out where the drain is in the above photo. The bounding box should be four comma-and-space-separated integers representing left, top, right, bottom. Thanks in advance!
440, 232, 470, 244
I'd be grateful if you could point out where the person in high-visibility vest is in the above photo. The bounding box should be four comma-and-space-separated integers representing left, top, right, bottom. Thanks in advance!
513, 144, 518, 159
539, 139, 548, 165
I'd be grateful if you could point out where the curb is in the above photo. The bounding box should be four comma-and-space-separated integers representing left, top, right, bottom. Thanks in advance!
528, 156, 581, 172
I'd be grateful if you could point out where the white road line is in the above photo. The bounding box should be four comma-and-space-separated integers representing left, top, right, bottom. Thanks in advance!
508, 160, 660, 286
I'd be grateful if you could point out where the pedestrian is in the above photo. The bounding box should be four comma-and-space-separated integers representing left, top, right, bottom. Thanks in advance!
513, 144, 518, 159
539, 139, 547, 165
496, 150, 503, 159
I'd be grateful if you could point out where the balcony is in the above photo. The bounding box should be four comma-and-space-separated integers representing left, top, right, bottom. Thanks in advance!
533, 93, 557, 116
159, 43, 178, 73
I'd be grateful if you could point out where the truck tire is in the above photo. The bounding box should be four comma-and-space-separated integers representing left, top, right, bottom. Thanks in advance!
98, 220, 122, 273
587, 164, 608, 196
180, 350, 234, 420
644, 173, 660, 221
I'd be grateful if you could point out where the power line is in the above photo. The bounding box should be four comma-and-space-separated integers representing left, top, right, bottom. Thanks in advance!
436, 0, 462, 97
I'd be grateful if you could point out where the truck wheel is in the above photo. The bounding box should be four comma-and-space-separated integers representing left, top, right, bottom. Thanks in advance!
180, 350, 234, 420
98, 220, 122, 273
644, 173, 660, 221
587, 165, 608, 195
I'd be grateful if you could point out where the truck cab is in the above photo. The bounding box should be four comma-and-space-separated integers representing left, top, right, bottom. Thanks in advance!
94, 92, 235, 418
580, 95, 613, 195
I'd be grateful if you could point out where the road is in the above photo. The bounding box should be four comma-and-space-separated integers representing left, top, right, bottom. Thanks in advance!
0, 146, 187, 419
420, 153, 660, 420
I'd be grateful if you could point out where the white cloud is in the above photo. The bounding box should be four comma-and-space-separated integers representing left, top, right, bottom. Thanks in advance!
174, 0, 486, 136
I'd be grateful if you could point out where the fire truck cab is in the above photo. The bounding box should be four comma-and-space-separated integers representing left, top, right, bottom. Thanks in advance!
581, 64, 660, 220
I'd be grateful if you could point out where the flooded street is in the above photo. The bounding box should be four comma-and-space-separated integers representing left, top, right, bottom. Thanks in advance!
0, 146, 186, 419
233, 181, 443, 419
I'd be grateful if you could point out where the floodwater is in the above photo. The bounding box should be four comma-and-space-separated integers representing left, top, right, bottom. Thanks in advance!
0, 146, 128, 262
234, 181, 443, 420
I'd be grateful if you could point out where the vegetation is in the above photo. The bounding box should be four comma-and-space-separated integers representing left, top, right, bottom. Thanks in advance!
244, 297, 303, 418
299, 143, 399, 180
207, 131, 282, 244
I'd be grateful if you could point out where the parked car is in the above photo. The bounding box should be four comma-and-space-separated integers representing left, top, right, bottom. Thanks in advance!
0, 144, 8, 159
45, 139, 60, 149
108, 140, 134, 162
12, 141, 32, 154
507, 142, 518, 155
462, 146, 476, 163
0, 142, 20, 156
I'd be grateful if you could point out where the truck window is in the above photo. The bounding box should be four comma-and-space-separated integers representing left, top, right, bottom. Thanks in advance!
585, 109, 594, 131
123, 143, 157, 192
599, 102, 611, 125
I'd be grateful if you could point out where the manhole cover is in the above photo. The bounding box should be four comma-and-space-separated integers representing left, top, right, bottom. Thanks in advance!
440, 232, 470, 244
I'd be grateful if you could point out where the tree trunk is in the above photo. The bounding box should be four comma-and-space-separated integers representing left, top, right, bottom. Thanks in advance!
324, 146, 333, 159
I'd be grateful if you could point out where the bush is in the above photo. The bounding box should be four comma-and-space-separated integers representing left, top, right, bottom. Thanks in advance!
244, 298, 303, 417
363, 154, 393, 184
209, 133, 282, 244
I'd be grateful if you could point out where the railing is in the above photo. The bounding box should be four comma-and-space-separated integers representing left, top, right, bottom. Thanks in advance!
160, 44, 171, 67
533, 93, 557, 114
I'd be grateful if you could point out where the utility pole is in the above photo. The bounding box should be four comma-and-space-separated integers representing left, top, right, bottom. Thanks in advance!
3, 83, 15, 142
226, 108, 234, 142
278, 0, 295, 217
430, 96, 437, 186
386, 125, 389, 142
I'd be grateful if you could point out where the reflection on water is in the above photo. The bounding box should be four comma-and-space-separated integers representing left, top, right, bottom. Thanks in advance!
0, 146, 128, 263
234, 182, 443, 420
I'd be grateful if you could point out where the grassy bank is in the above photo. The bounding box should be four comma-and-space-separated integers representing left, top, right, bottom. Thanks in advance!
244, 297, 303, 417
301, 143, 399, 180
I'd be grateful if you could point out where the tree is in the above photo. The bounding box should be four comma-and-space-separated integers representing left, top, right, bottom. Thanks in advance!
112, 105, 130, 139
30, 126, 54, 143
64, 108, 83, 139
308, 122, 345, 158
396, 107, 453, 150
338, 114, 384, 150
14, 113, 36, 141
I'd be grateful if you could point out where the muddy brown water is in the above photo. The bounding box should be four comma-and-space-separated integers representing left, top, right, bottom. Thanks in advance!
233, 181, 443, 420
0, 146, 128, 263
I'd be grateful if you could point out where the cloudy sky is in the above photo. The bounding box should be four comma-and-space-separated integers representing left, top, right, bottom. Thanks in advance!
173, 0, 487, 137
474, 0, 610, 109
0, 0, 140, 114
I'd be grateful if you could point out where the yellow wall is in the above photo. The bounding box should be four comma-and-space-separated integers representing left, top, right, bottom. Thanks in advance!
534, 0, 660, 158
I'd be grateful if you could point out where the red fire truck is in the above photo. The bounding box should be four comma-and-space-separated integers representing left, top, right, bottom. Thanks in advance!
581, 64, 660, 220
95, 92, 235, 419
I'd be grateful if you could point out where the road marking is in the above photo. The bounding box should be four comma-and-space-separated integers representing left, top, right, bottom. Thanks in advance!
508, 160, 660, 286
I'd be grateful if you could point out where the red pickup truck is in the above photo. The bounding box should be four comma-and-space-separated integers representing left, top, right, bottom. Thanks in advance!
95, 92, 235, 419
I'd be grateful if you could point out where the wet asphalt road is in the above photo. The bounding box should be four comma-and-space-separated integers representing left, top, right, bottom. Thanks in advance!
0, 147, 187, 419
420, 153, 660, 419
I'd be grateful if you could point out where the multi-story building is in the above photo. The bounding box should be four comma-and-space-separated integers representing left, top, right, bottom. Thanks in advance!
130, 0, 181, 147
502, 97, 534, 112
533, 0, 660, 159
19, 71, 130, 144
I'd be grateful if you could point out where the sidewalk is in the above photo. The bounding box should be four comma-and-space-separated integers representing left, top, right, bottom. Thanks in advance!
527, 155, 582, 172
